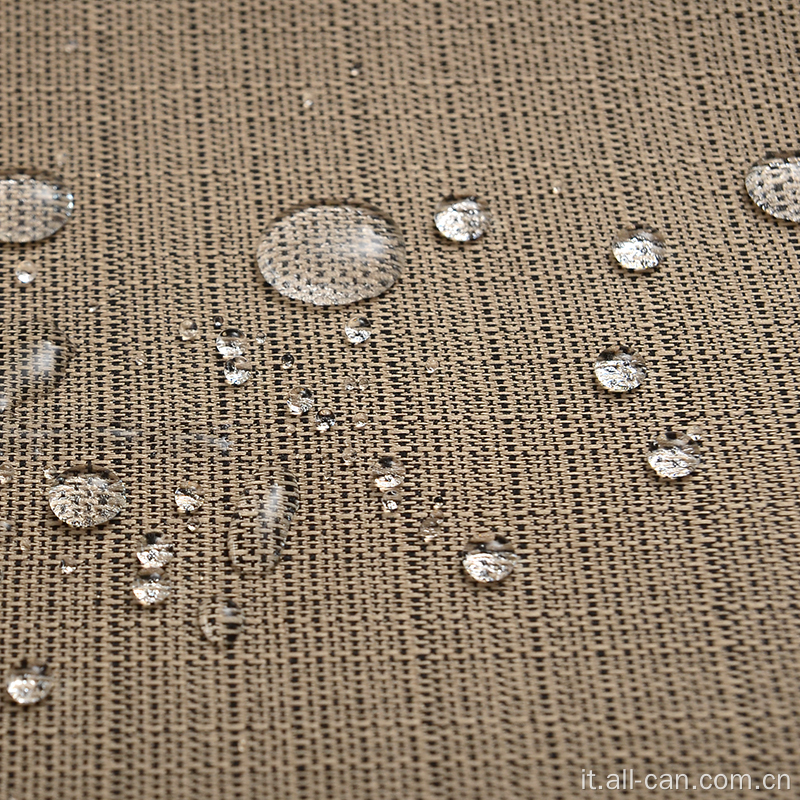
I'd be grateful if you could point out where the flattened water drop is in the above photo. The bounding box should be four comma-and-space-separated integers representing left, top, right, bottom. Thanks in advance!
228, 471, 299, 572
47, 464, 127, 528
6, 665, 53, 705
132, 572, 172, 606
0, 173, 74, 242
0, 329, 75, 412
594, 346, 646, 392
647, 430, 701, 479
257, 204, 405, 306
198, 597, 245, 645
136, 539, 174, 570
15, 261, 37, 285
611, 228, 666, 271
344, 315, 371, 345
434, 197, 489, 242
175, 484, 203, 513
745, 154, 800, 222
224, 356, 251, 386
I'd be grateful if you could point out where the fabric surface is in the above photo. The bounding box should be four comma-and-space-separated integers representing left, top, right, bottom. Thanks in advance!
2, 1, 800, 798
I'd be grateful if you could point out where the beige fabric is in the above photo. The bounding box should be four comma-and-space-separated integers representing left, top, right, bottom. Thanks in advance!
1, 1, 800, 798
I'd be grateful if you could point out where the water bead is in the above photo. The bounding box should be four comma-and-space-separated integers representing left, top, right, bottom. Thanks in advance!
280, 353, 295, 370
381, 490, 401, 513
372, 455, 405, 492
594, 346, 646, 392
224, 357, 251, 386
315, 408, 336, 432
425, 357, 440, 374
0, 462, 15, 486
647, 430, 701, 479
434, 197, 489, 242
132, 572, 172, 606
136, 540, 174, 570
611, 228, 666, 271
745, 154, 800, 222
216, 328, 243, 358
6, 665, 53, 705
0, 172, 74, 243
15, 261, 37, 284
353, 411, 368, 428
178, 319, 200, 341
344, 315, 372, 345
462, 550, 519, 583
174, 484, 203, 513
286, 387, 314, 415
198, 597, 245, 645
256, 203, 405, 306
47, 464, 127, 528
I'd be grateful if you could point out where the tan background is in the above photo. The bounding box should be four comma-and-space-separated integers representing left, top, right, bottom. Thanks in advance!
2, 1, 800, 798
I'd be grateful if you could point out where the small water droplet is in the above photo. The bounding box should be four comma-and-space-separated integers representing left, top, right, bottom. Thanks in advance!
280, 353, 295, 370
14, 261, 37, 285
372, 455, 405, 491
216, 328, 243, 358
257, 204, 405, 306
315, 408, 336, 432
434, 197, 489, 242
353, 411, 368, 428
745, 154, 800, 222
420, 513, 444, 541
63, 40, 78, 53
228, 470, 299, 572
198, 597, 245, 645
344, 315, 372, 345
425, 357, 439, 374
59, 557, 79, 574
178, 319, 200, 341
286, 387, 314, 415
6, 665, 53, 705
0, 172, 74, 242
18, 536, 31, 552
302, 91, 315, 108
551, 184, 562, 196
136, 539, 174, 570
341, 447, 358, 465
462, 539, 518, 583
611, 228, 666, 271
344, 373, 369, 391
647, 430, 701, 479
224, 356, 251, 386
132, 572, 172, 606
47, 464, 127, 528
0, 462, 14, 486
213, 315, 224, 330
131, 350, 145, 367
594, 346, 646, 392
381, 490, 401, 513
349, 62, 362, 77
255, 334, 266, 344
175, 484, 203, 513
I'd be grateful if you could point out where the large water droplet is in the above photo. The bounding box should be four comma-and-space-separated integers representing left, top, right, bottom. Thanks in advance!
462, 538, 518, 583
344, 315, 372, 345
0, 329, 75, 412
434, 197, 489, 242
745, 154, 800, 222
0, 173, 74, 242
175, 484, 203, 513
594, 346, 646, 392
198, 597, 245, 644
47, 464, 127, 528
6, 665, 53, 704
647, 430, 701, 479
228, 470, 299, 573
224, 356, 251, 386
286, 387, 314, 415
611, 228, 666, 271
15, 261, 37, 285
132, 572, 172, 606
216, 328, 243, 358
257, 204, 405, 306
372, 455, 405, 491
136, 538, 174, 570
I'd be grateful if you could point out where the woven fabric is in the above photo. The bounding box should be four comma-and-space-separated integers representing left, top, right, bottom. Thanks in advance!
2, 1, 800, 798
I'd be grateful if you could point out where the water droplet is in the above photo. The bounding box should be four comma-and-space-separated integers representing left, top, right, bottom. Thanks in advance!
353, 411, 368, 428
434, 197, 489, 242
420, 513, 444, 542
63, 40, 78, 53
463, 550, 519, 583
224, 356, 251, 386
315, 408, 336, 432
349, 62, 362, 77
611, 228, 666, 271
345, 374, 368, 391
551, 184, 562, 196
381, 490, 401, 513
216, 328, 243, 358
131, 350, 146, 367
647, 430, 701, 479
257, 203, 405, 306
175, 484, 203, 513
14, 261, 37, 284
6, 665, 53, 705
344, 315, 372, 345
0, 330, 75, 412
372, 455, 405, 491
18, 536, 31, 552
301, 91, 315, 108
228, 470, 299, 572
286, 387, 314, 415
745, 154, 800, 222
178, 319, 200, 341
47, 463, 127, 528
59, 557, 78, 574
280, 353, 294, 369
136, 539, 174, 570
0, 172, 75, 242
0, 462, 14, 486
594, 346, 646, 392
198, 597, 245, 644
425, 357, 439, 374
213, 315, 224, 330
341, 447, 358, 465
132, 572, 172, 606
255, 334, 266, 344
